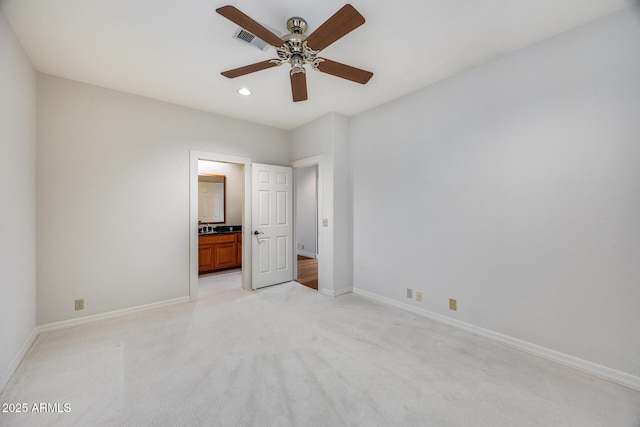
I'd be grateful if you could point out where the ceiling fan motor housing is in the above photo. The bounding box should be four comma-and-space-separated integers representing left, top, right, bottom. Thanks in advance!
286, 17, 308, 34
274, 21, 323, 76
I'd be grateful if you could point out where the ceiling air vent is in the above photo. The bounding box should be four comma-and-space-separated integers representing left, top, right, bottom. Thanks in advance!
232, 26, 281, 51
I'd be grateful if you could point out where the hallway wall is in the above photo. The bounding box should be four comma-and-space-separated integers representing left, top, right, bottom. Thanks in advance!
295, 165, 317, 258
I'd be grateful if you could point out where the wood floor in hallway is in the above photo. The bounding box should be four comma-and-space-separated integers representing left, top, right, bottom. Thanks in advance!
297, 255, 318, 290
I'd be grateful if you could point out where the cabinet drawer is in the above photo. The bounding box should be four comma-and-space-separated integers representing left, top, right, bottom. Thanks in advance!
199, 233, 236, 244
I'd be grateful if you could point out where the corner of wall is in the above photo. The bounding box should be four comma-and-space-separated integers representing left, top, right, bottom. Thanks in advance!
0, 9, 38, 394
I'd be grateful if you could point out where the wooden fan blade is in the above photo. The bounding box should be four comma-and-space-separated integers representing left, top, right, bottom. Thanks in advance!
315, 59, 373, 84
305, 4, 365, 51
216, 5, 284, 47
221, 60, 279, 78
290, 72, 308, 102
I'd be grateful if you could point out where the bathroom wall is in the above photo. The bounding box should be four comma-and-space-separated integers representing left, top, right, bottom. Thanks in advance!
198, 160, 243, 225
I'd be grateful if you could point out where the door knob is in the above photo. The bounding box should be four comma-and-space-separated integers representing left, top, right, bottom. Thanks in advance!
254, 230, 264, 235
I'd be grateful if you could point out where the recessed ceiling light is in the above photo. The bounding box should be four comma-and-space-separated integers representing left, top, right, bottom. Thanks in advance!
237, 88, 252, 96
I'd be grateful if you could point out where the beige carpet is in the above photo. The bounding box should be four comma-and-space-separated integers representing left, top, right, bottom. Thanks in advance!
1, 282, 639, 426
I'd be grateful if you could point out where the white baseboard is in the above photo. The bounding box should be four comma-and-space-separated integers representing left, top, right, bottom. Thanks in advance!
296, 250, 317, 259
318, 287, 332, 297
2, 297, 189, 393
318, 286, 353, 298
0, 327, 38, 393
353, 287, 640, 392
37, 297, 190, 334
334, 286, 353, 297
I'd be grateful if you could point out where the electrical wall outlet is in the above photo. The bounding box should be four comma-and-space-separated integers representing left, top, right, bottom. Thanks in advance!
75, 299, 84, 311
416, 291, 423, 302
406, 288, 413, 299
449, 298, 457, 311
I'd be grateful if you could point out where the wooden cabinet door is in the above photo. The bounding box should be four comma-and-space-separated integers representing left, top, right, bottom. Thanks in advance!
213, 243, 237, 268
198, 245, 214, 273
199, 233, 241, 274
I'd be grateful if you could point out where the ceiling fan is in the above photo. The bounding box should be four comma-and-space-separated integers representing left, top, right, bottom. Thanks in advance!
216, 4, 373, 102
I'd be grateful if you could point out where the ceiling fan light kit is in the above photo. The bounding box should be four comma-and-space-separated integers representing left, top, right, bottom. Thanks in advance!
216, 4, 373, 102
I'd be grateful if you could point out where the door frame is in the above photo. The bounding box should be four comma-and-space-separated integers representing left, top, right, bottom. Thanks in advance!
291, 155, 323, 289
189, 150, 252, 300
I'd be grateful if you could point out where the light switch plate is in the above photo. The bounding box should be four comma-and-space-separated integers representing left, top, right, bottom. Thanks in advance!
322, 218, 328, 227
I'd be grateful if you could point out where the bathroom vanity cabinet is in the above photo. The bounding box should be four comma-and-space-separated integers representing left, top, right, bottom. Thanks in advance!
198, 232, 242, 274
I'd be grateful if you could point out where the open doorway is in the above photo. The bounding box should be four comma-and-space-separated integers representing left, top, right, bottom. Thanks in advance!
189, 151, 252, 300
293, 161, 320, 291
197, 160, 244, 297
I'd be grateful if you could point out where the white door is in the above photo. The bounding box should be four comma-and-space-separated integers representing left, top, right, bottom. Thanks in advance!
252, 163, 293, 289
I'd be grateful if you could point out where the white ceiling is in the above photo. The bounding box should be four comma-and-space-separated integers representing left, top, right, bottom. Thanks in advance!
2, 0, 634, 130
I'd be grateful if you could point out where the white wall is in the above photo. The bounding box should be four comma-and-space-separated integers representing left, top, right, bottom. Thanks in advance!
350, 7, 640, 378
332, 114, 353, 293
37, 75, 289, 325
290, 112, 352, 296
295, 165, 317, 257
198, 160, 243, 225
0, 11, 37, 390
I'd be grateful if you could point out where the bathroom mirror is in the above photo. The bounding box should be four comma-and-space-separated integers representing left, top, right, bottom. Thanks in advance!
198, 174, 225, 224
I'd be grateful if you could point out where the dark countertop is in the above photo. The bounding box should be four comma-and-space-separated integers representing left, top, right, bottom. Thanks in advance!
198, 225, 242, 236
199, 230, 241, 236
